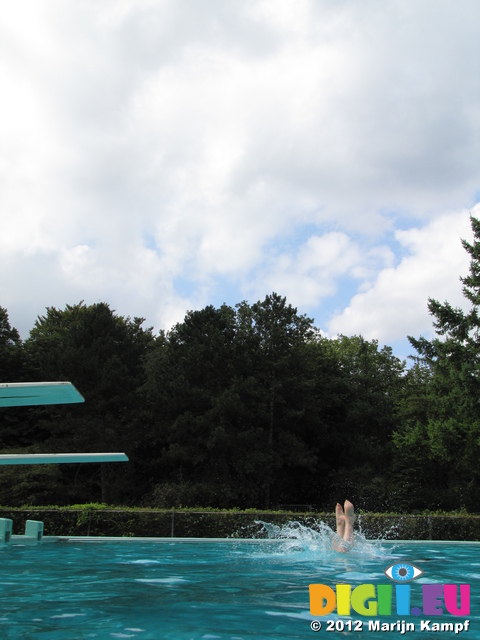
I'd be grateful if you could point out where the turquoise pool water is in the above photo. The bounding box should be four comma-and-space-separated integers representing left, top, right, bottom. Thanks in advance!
0, 525, 478, 639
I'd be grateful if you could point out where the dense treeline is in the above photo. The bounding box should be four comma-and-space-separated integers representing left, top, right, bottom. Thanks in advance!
2, 218, 480, 512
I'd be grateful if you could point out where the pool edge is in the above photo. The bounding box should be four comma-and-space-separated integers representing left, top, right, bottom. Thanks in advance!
52, 536, 480, 545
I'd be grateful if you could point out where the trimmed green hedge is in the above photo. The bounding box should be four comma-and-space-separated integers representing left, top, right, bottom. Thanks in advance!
0, 507, 478, 540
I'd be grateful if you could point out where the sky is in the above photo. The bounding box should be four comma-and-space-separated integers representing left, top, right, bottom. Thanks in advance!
1, 0, 479, 361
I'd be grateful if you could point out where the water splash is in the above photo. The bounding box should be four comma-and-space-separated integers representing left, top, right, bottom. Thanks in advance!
252, 519, 388, 560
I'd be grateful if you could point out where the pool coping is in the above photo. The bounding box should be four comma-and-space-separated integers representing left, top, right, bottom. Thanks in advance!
51, 536, 480, 544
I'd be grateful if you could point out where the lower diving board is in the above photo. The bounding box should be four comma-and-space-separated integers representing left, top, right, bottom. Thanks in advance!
0, 453, 129, 465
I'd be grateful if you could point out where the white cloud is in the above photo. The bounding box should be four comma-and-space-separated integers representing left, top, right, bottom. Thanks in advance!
1, 1, 479, 346
244, 231, 395, 314
328, 208, 476, 342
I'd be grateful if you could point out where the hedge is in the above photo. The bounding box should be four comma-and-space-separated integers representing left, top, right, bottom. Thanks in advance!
0, 506, 479, 540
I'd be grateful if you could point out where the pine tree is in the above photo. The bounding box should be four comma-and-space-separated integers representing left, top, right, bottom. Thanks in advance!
0, 307, 26, 381
403, 215, 480, 509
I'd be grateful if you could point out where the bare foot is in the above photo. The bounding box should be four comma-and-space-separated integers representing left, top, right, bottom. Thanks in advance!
343, 500, 355, 544
335, 503, 345, 539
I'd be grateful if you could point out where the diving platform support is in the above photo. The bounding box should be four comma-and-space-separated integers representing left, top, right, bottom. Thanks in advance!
0, 518, 12, 543
0, 519, 45, 543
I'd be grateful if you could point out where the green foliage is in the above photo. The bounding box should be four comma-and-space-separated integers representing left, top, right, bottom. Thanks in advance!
0, 506, 476, 540
0, 463, 63, 506
1, 302, 155, 505
1, 245, 480, 515
142, 294, 322, 509
319, 335, 405, 510
0, 307, 28, 381
398, 214, 480, 511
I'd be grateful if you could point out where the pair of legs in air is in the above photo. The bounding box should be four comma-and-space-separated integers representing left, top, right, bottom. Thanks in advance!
335, 500, 355, 552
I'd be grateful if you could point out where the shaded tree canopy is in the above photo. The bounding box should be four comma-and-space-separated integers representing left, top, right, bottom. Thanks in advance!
2, 302, 155, 504
1, 242, 479, 513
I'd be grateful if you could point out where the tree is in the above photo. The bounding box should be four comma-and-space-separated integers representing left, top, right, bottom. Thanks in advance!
326, 335, 406, 509
235, 293, 317, 507
401, 215, 480, 510
23, 302, 155, 503
143, 295, 320, 509
0, 308, 38, 480
0, 307, 27, 381
390, 362, 443, 511
142, 304, 245, 506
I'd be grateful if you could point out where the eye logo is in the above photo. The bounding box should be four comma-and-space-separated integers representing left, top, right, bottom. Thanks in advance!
384, 563, 424, 582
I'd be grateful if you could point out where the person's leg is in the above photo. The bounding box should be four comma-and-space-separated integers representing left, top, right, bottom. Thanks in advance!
335, 503, 345, 539
334, 500, 355, 552
343, 500, 355, 544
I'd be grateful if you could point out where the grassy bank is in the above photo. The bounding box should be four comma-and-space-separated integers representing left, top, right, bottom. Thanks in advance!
0, 505, 479, 540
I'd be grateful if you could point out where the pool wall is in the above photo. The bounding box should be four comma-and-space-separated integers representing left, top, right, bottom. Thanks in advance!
0, 508, 478, 540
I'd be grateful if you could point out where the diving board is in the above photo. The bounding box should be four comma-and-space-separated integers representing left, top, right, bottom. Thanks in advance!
0, 382, 85, 408
0, 453, 129, 465
0, 382, 128, 466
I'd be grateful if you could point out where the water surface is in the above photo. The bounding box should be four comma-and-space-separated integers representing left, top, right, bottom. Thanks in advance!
0, 523, 477, 639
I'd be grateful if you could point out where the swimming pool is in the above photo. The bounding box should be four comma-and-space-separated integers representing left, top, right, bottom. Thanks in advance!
0, 524, 478, 639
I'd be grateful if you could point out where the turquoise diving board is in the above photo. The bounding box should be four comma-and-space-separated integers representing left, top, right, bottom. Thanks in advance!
0, 382, 85, 407
0, 382, 128, 466
0, 453, 129, 465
